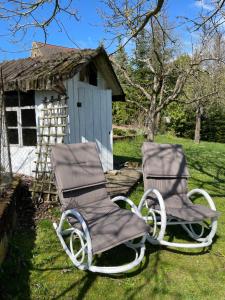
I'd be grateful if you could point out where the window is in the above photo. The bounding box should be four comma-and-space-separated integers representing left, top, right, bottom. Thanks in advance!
5, 91, 37, 146
88, 62, 97, 86
79, 62, 98, 86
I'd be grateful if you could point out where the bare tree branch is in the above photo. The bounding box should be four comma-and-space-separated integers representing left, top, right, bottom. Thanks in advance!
194, 0, 225, 31
100, 0, 165, 55
126, 99, 148, 112
131, 0, 164, 38
181, 91, 218, 105
0, 0, 79, 42
111, 56, 152, 100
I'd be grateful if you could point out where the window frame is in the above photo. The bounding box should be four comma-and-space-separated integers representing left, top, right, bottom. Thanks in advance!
5, 91, 37, 147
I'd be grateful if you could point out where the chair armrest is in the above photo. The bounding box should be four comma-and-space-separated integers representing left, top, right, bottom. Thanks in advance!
138, 188, 166, 213
187, 188, 217, 211
54, 209, 93, 268
111, 196, 140, 216
57, 209, 92, 253
57, 209, 87, 231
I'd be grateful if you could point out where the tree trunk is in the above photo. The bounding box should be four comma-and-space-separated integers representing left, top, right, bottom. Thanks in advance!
155, 111, 161, 134
146, 112, 155, 142
194, 105, 202, 144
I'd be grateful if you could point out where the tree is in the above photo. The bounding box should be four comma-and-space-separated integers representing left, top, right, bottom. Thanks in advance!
182, 28, 225, 143
112, 14, 223, 142
111, 16, 191, 141
184, 71, 216, 143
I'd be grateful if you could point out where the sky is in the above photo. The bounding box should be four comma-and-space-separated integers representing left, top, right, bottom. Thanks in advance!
0, 0, 211, 61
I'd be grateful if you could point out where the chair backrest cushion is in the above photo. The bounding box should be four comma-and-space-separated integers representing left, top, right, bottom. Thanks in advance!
142, 142, 190, 207
51, 142, 107, 194
144, 177, 188, 196
144, 177, 191, 208
142, 142, 189, 178
51, 142, 109, 211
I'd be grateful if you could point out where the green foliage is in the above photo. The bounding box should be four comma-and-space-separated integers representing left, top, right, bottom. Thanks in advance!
112, 41, 141, 125
201, 106, 225, 143
112, 17, 225, 143
132, 29, 153, 83
113, 128, 126, 136
113, 127, 138, 137
112, 102, 130, 125
173, 54, 191, 69
165, 100, 225, 143
112, 22, 183, 131
165, 102, 195, 138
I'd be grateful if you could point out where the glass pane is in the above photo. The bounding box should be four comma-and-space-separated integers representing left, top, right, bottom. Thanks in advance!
21, 109, 36, 126
8, 129, 18, 144
5, 91, 19, 107
22, 129, 37, 146
20, 91, 35, 106
6, 111, 17, 126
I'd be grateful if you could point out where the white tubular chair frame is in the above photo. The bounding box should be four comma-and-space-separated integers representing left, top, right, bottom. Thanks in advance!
138, 189, 167, 245
53, 197, 147, 274
138, 188, 218, 249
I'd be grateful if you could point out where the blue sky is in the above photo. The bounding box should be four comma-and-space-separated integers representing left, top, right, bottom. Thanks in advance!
0, 1, 208, 61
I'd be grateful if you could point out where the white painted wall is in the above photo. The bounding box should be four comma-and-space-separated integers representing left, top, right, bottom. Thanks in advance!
9, 70, 113, 176
10, 146, 36, 175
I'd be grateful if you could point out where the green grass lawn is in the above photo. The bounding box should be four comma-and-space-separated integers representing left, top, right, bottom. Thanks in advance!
1, 135, 225, 300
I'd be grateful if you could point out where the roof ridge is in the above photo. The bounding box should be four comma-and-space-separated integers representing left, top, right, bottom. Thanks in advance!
33, 41, 77, 51
33, 41, 101, 51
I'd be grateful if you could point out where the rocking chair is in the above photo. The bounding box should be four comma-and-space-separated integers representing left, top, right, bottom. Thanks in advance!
51, 142, 149, 274
138, 142, 219, 249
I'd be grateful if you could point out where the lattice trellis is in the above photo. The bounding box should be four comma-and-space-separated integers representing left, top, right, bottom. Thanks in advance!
31, 95, 68, 203
0, 91, 12, 196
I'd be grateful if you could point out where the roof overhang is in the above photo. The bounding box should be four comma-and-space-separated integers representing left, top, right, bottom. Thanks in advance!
0, 46, 125, 101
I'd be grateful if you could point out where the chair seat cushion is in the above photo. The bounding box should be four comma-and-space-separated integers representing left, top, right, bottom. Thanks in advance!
165, 204, 219, 222
147, 191, 219, 221
69, 199, 149, 254
88, 208, 149, 254
150, 195, 219, 222
76, 197, 120, 223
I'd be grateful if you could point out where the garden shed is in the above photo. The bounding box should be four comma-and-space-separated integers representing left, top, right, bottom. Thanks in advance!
0, 42, 125, 175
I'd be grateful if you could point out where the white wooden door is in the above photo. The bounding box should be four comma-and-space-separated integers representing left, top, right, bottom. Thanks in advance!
75, 87, 113, 172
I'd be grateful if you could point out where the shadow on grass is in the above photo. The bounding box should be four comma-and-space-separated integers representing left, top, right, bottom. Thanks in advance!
0, 181, 36, 300
186, 149, 225, 197
123, 245, 185, 299
165, 224, 219, 255
52, 273, 97, 300
49, 242, 154, 299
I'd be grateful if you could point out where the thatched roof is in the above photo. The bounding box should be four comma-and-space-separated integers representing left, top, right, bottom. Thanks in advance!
0, 46, 125, 100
